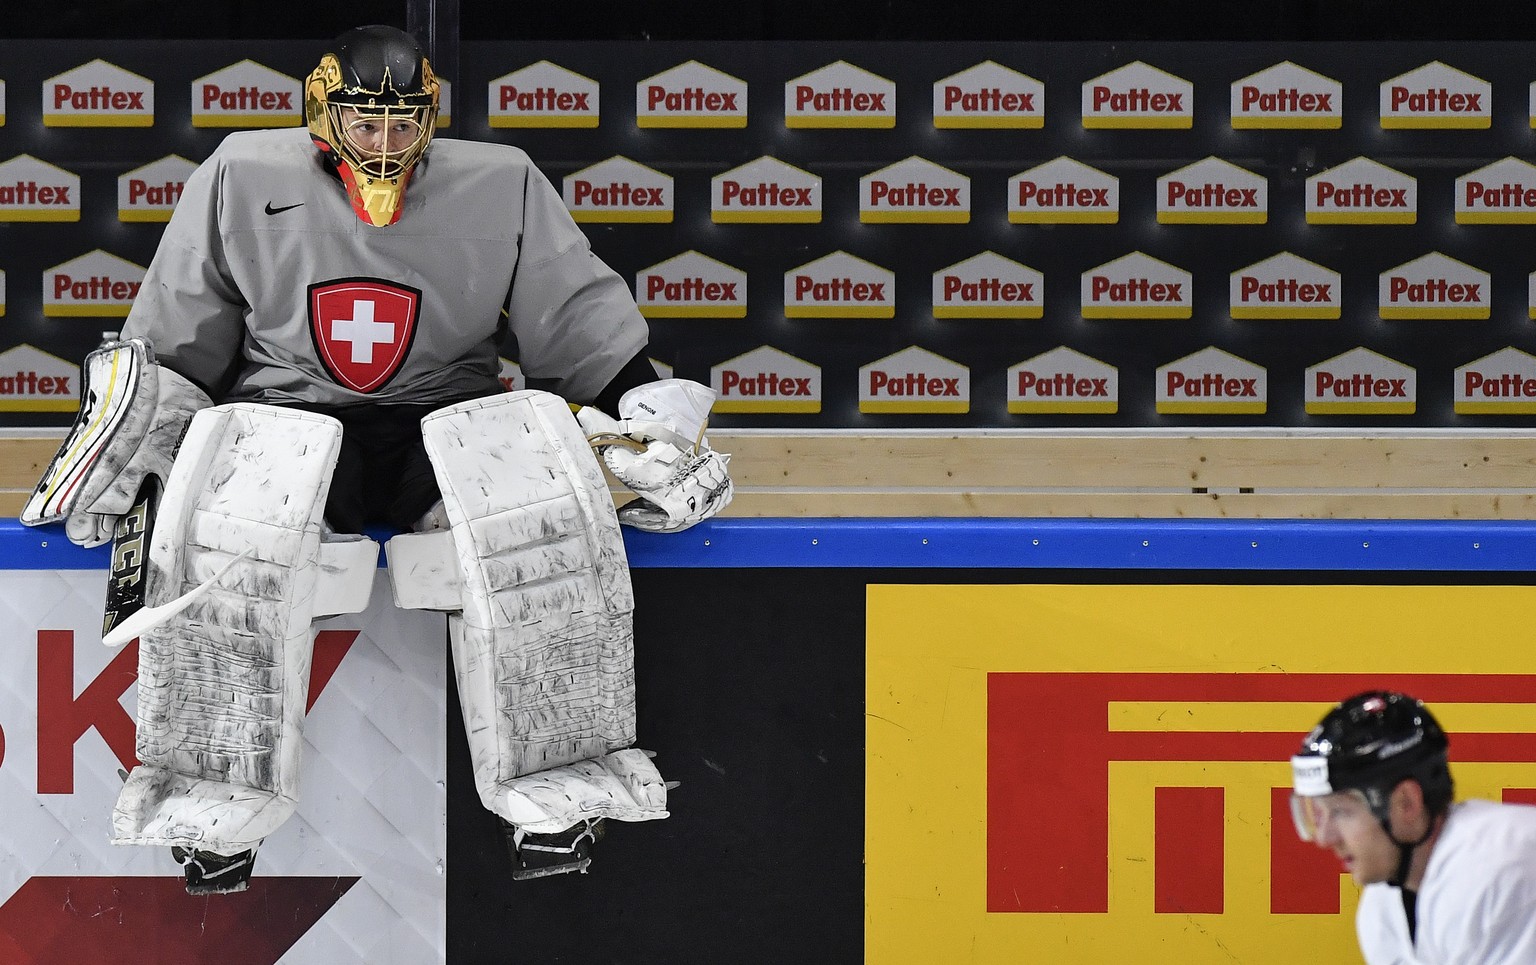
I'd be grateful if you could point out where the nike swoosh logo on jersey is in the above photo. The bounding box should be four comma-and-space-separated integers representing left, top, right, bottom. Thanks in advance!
264, 201, 304, 215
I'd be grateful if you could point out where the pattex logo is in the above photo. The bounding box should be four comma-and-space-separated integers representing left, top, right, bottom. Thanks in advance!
860, 156, 969, 224
1157, 347, 1266, 414
1306, 156, 1417, 225
637, 60, 746, 128
562, 156, 672, 223
490, 61, 598, 128
1230, 252, 1340, 320
1082, 61, 1192, 128
785, 251, 894, 318
1306, 347, 1416, 415
0, 344, 78, 412
712, 156, 820, 223
0, 155, 81, 223
932, 252, 1042, 319
859, 346, 969, 414
635, 251, 746, 318
1456, 347, 1536, 414
1157, 156, 1267, 224
117, 155, 196, 223
1008, 347, 1117, 414
43, 250, 143, 317
1379, 252, 1488, 320
932, 61, 1043, 129
711, 345, 821, 414
1380, 61, 1490, 129
43, 59, 153, 127
191, 60, 300, 128
1456, 157, 1536, 224
784, 60, 894, 128
1009, 157, 1118, 224
1081, 252, 1191, 319
1230, 61, 1341, 129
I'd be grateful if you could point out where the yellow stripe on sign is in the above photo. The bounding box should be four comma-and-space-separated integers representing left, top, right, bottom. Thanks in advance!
489, 115, 600, 128
1231, 116, 1341, 130
1110, 700, 1331, 732
636, 116, 747, 128
1111, 700, 1536, 733
193, 115, 301, 128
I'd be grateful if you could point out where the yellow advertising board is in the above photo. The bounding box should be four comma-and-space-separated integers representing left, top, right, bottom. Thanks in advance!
866, 583, 1536, 964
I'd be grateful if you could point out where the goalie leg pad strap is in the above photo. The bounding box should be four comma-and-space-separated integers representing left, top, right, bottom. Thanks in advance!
384, 529, 461, 611
421, 391, 642, 821
112, 404, 349, 851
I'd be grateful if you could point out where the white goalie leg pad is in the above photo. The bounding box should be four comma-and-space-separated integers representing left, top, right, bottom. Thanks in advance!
415, 391, 664, 826
112, 403, 375, 852
499, 748, 669, 834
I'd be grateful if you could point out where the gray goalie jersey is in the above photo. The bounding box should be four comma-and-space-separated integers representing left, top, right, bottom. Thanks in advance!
122, 128, 649, 407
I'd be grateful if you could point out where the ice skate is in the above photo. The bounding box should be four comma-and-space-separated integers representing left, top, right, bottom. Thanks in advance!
172, 846, 257, 895
502, 817, 607, 880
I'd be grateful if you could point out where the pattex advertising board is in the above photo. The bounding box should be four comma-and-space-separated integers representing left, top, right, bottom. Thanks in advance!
4, 40, 1536, 429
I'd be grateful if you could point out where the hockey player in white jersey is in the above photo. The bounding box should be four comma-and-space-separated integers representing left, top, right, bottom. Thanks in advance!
22, 25, 731, 893
1289, 691, 1536, 964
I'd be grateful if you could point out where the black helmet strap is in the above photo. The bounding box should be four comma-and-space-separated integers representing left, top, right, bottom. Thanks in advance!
1373, 777, 1439, 888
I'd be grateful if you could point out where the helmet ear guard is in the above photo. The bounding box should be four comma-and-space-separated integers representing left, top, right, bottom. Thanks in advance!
305, 26, 439, 227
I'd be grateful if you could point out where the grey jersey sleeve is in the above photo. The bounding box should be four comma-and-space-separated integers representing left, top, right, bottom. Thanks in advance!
504, 161, 650, 405
121, 149, 246, 398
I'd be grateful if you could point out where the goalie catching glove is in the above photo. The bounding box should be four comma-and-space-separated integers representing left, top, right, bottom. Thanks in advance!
576, 379, 733, 533
21, 337, 210, 547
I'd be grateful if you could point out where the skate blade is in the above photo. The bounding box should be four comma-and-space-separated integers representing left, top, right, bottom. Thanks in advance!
511, 856, 592, 881
185, 879, 251, 896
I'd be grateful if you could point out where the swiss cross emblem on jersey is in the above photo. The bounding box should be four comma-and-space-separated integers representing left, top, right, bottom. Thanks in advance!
308, 278, 422, 392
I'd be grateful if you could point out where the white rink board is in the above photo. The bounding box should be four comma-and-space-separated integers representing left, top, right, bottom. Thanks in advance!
0, 568, 448, 965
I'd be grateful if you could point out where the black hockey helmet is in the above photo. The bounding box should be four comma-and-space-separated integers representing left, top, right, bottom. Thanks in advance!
1290, 690, 1453, 842
305, 25, 440, 226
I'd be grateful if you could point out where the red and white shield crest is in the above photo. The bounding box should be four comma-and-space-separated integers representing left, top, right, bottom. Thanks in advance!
308, 278, 422, 393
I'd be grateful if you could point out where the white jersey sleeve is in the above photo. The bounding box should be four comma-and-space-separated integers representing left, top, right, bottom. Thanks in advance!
503, 161, 649, 404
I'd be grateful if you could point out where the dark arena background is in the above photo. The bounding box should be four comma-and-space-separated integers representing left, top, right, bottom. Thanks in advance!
5, 4, 1536, 965
9, 0, 1536, 41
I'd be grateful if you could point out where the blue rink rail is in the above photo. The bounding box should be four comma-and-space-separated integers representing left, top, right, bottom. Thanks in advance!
6, 517, 1536, 572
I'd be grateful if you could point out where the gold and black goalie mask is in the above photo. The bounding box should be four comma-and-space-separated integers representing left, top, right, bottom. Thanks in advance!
305, 26, 440, 227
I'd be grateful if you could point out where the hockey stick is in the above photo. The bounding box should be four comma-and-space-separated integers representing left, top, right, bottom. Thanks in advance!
102, 547, 255, 648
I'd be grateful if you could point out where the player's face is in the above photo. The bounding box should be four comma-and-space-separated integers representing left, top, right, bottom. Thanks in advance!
338, 106, 423, 162
1299, 790, 1398, 885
